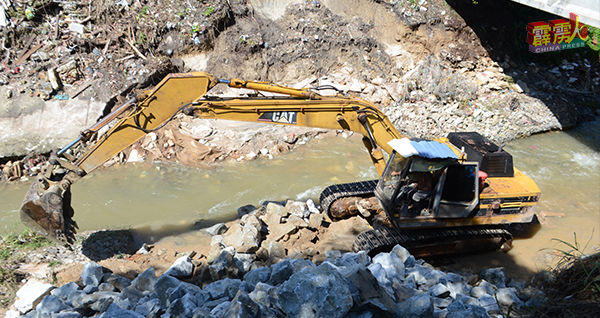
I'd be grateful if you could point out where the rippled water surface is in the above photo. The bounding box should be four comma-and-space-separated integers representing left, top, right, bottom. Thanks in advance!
1, 121, 599, 276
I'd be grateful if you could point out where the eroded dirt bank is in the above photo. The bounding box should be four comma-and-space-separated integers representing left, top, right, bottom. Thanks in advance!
1, 0, 599, 164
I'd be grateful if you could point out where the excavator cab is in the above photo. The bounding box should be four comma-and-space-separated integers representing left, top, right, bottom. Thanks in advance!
431, 162, 480, 218
375, 138, 481, 221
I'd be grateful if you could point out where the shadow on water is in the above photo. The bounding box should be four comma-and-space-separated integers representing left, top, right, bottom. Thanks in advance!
507, 214, 543, 240
81, 202, 278, 261
564, 117, 600, 152
80, 209, 244, 261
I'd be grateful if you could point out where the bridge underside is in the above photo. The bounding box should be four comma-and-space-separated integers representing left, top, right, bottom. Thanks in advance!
511, 0, 599, 28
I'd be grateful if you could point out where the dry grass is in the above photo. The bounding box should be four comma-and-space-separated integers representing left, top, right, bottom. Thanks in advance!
530, 233, 600, 318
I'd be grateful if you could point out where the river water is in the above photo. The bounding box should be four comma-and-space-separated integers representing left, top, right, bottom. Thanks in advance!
1, 120, 599, 277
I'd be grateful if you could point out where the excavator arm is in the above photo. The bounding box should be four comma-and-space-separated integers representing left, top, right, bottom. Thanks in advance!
20, 72, 404, 245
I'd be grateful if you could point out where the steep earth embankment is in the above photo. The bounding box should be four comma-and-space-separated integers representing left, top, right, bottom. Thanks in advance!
1, 0, 598, 169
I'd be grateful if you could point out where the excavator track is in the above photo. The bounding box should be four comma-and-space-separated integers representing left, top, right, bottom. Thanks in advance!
353, 225, 513, 257
319, 180, 378, 216
320, 181, 513, 257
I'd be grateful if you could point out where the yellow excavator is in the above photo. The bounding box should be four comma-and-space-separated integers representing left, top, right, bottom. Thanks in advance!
20, 72, 541, 257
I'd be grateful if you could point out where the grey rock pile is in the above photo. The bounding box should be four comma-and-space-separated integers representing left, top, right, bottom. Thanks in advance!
381, 55, 563, 144
10, 244, 546, 318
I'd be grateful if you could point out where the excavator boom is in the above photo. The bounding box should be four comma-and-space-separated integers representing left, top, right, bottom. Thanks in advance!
20, 72, 403, 245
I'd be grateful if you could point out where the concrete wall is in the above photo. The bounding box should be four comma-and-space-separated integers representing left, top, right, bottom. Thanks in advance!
512, 0, 600, 28
0, 88, 105, 158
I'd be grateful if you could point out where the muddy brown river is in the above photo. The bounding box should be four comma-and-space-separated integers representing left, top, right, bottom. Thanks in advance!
1, 120, 599, 278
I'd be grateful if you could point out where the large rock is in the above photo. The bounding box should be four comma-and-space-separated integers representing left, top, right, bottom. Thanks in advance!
264, 241, 287, 262
166, 282, 207, 307
286, 201, 310, 218
209, 247, 239, 280
234, 253, 256, 275
131, 267, 156, 293
278, 263, 353, 318
496, 287, 524, 308
153, 274, 183, 307
77, 291, 120, 312
267, 259, 293, 286
265, 202, 288, 218
479, 268, 508, 288
266, 222, 297, 243
222, 214, 262, 253
98, 302, 145, 318
220, 289, 260, 318
204, 278, 246, 300
244, 267, 272, 292
203, 223, 228, 236
35, 295, 71, 316
209, 300, 231, 317
391, 245, 411, 263
249, 282, 279, 309
343, 264, 399, 316
134, 298, 162, 318
367, 263, 394, 297
119, 286, 145, 306
105, 274, 132, 292
163, 294, 198, 318
81, 262, 104, 287
51, 282, 80, 302
429, 284, 450, 298
397, 293, 434, 318
164, 256, 194, 278
14, 279, 55, 314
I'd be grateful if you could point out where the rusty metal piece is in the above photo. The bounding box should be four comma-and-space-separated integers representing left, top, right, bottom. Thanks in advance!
20, 169, 77, 246
490, 199, 501, 213
501, 239, 513, 253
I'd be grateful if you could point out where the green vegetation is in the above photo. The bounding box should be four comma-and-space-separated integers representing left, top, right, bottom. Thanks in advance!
1, 225, 51, 260
532, 232, 600, 317
548, 233, 600, 299
191, 23, 202, 35
0, 224, 51, 308
48, 260, 61, 267
0, 265, 22, 309
239, 36, 256, 46
203, 6, 214, 17
136, 5, 149, 21
585, 25, 600, 52
138, 32, 147, 45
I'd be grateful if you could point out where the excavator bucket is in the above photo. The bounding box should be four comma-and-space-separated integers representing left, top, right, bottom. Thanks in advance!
20, 176, 77, 246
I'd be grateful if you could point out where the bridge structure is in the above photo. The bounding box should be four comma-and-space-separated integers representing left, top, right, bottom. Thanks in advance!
512, 0, 600, 28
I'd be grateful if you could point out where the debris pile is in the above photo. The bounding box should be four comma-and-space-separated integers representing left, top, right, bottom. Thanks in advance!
0, 0, 239, 102
0, 153, 45, 182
